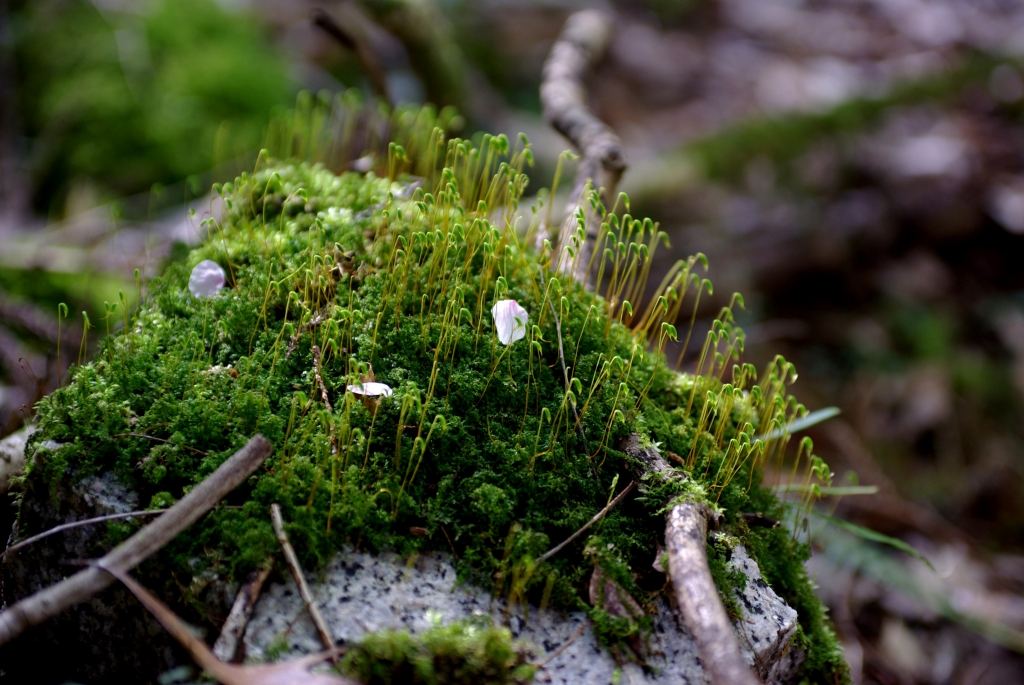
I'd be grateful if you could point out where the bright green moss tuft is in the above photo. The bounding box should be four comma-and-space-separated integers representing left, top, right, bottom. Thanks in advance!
22, 118, 848, 683
341, 619, 535, 685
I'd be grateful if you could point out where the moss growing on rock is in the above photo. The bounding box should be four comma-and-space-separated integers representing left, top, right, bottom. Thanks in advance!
16, 102, 848, 683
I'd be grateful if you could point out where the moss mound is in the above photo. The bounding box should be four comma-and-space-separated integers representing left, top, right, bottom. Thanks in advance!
19, 108, 847, 683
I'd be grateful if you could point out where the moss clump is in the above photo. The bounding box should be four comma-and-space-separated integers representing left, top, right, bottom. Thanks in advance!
341, 619, 534, 685
20, 103, 848, 683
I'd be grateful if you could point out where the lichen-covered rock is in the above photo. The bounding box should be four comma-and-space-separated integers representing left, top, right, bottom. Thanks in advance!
242, 547, 803, 684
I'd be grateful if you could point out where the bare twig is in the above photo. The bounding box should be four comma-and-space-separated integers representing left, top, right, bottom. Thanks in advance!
96, 562, 353, 685
541, 10, 626, 284
0, 434, 273, 646
213, 563, 274, 662
666, 503, 759, 685
271, 503, 335, 654
1, 509, 169, 560
539, 480, 635, 563
533, 623, 586, 669
619, 435, 759, 685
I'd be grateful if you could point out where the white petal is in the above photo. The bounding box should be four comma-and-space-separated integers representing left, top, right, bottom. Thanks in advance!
347, 382, 393, 397
491, 299, 528, 345
188, 260, 226, 298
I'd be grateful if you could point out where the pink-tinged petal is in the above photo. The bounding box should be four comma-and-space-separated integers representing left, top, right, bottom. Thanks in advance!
188, 260, 226, 298
346, 382, 393, 397
491, 299, 528, 345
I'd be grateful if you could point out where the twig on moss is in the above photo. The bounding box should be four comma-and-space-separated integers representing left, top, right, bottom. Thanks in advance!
271, 503, 336, 656
213, 562, 274, 663
0, 509, 169, 560
0, 434, 273, 647
620, 435, 760, 685
538, 480, 635, 563
541, 10, 626, 285
96, 561, 352, 685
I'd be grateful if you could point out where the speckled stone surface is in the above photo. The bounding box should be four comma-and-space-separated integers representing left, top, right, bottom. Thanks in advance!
243, 544, 803, 684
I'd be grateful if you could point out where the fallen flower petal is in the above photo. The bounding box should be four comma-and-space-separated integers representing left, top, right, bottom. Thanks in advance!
346, 382, 393, 397
491, 299, 528, 345
188, 260, 226, 298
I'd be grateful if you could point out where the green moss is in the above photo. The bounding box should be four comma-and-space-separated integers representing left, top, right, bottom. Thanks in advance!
21, 104, 847, 683
341, 619, 534, 685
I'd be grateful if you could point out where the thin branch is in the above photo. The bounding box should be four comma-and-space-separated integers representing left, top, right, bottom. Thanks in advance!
213, 563, 274, 663
538, 480, 635, 563
271, 503, 335, 654
1, 509, 169, 560
619, 435, 760, 685
533, 623, 586, 669
113, 432, 208, 455
541, 10, 626, 285
0, 434, 273, 646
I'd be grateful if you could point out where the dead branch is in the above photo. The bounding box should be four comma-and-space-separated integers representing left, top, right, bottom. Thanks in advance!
213, 563, 274, 663
271, 503, 336, 654
0, 509, 168, 560
541, 10, 626, 284
0, 434, 273, 646
97, 562, 353, 685
620, 435, 760, 685
539, 480, 635, 563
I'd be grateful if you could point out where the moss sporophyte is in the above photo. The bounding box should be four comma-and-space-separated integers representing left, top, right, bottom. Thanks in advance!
21, 102, 848, 683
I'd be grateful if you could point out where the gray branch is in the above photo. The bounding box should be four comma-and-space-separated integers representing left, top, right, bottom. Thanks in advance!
620, 436, 761, 685
541, 10, 626, 285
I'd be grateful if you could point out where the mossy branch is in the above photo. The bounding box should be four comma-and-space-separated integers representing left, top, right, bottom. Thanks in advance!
619, 435, 760, 685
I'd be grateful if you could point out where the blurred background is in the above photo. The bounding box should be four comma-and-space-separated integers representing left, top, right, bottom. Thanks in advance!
2, 0, 1024, 682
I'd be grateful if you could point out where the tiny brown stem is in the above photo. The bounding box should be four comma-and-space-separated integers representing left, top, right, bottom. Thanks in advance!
270, 503, 335, 655
538, 480, 635, 563
312, 344, 332, 412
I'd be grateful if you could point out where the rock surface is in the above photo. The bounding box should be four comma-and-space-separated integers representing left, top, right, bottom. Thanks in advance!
244, 545, 803, 685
